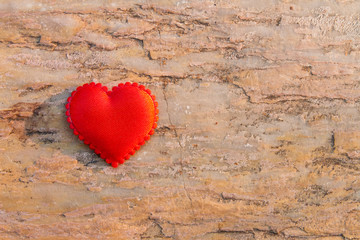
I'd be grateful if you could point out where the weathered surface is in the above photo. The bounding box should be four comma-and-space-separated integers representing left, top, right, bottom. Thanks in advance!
0, 0, 360, 239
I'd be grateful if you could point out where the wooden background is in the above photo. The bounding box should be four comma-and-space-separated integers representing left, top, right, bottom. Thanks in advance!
0, 0, 360, 239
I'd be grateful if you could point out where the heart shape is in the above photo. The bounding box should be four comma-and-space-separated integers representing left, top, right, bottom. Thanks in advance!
65, 82, 158, 168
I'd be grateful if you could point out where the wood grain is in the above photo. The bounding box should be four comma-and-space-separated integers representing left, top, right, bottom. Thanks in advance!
0, 0, 360, 239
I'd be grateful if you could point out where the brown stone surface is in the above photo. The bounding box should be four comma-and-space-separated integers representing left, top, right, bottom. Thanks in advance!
0, 0, 360, 239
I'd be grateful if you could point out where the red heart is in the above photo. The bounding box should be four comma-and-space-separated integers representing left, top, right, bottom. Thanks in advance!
65, 82, 158, 168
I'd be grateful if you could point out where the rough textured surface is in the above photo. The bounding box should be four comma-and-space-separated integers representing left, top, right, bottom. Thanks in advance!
0, 0, 360, 239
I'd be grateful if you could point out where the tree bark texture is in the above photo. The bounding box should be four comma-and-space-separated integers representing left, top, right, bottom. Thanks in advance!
0, 0, 360, 239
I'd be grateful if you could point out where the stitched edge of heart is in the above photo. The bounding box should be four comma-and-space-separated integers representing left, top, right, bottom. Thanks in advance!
65, 82, 159, 168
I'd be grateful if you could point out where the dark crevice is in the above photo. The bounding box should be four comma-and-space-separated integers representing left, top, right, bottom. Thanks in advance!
26, 129, 58, 136
330, 131, 335, 152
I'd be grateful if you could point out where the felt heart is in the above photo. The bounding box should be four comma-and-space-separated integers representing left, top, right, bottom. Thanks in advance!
65, 82, 158, 168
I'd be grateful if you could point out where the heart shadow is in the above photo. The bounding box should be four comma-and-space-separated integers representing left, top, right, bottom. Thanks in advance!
25, 89, 108, 167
